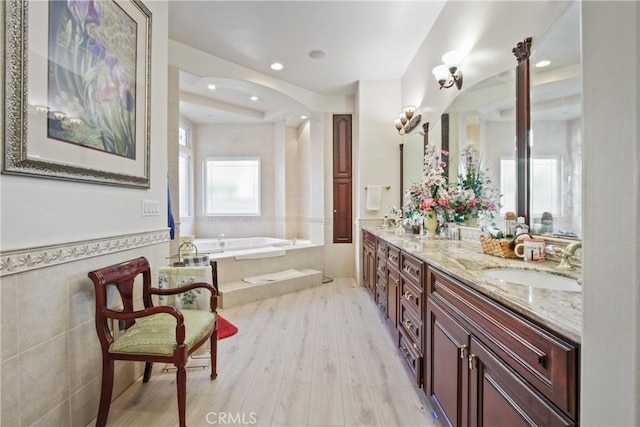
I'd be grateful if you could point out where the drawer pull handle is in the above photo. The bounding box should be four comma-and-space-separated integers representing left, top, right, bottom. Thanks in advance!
395, 279, 400, 285
460, 344, 467, 360
403, 265, 415, 274
403, 319, 414, 330
388, 255, 398, 262
538, 355, 547, 368
468, 354, 476, 370
403, 291, 414, 300
401, 346, 409, 358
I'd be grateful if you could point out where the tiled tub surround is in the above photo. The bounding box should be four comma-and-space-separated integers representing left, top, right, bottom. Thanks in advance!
364, 227, 582, 343
1, 232, 170, 427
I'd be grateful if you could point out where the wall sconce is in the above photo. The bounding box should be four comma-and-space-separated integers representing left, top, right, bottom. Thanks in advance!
432, 50, 464, 90
394, 105, 422, 135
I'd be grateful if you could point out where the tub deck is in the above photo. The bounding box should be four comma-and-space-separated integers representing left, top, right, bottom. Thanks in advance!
206, 240, 325, 308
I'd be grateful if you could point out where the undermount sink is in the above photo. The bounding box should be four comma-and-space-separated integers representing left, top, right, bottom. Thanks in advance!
482, 268, 582, 292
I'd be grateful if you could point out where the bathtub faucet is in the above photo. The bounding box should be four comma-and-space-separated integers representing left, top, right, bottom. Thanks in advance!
217, 233, 225, 241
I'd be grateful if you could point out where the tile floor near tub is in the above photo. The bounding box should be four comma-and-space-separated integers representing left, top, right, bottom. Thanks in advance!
93, 278, 441, 427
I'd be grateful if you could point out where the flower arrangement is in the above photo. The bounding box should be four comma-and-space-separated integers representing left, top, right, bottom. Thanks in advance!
449, 144, 500, 223
403, 143, 451, 231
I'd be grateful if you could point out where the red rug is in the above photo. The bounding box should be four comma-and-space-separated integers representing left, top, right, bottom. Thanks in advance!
217, 315, 238, 340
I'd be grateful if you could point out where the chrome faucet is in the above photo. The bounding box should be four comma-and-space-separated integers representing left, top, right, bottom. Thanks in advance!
217, 233, 225, 241
557, 241, 582, 270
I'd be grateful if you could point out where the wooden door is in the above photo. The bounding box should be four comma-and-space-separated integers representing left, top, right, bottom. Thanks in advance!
468, 337, 574, 427
333, 114, 352, 243
426, 301, 470, 427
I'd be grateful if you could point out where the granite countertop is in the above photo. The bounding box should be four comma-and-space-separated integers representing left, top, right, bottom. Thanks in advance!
365, 227, 582, 344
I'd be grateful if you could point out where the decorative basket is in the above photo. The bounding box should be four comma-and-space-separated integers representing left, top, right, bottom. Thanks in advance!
479, 235, 519, 259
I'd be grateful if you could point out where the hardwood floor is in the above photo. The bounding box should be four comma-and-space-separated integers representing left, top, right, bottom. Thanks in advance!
95, 278, 441, 427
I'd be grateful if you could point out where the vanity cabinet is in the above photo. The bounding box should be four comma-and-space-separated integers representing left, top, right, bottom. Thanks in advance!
375, 240, 388, 314
425, 267, 579, 426
386, 244, 400, 337
398, 251, 425, 386
362, 231, 376, 297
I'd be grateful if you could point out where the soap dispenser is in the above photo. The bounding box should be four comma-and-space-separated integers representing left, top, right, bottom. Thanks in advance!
514, 216, 529, 235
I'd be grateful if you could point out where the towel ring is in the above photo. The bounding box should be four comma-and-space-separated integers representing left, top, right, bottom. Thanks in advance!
178, 241, 198, 262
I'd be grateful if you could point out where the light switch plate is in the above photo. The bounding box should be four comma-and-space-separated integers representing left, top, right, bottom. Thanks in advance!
142, 199, 160, 216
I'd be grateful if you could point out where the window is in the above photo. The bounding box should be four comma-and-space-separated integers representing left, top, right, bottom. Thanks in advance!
178, 154, 190, 217
500, 157, 561, 217
178, 123, 192, 217
179, 125, 189, 147
531, 157, 561, 216
499, 158, 517, 216
204, 157, 261, 216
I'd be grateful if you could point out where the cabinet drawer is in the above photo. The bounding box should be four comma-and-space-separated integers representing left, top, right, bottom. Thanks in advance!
428, 268, 579, 419
399, 327, 422, 386
401, 251, 423, 286
376, 290, 386, 314
376, 253, 387, 276
377, 240, 387, 258
400, 275, 424, 317
387, 244, 401, 271
400, 298, 423, 352
376, 272, 386, 296
363, 231, 375, 251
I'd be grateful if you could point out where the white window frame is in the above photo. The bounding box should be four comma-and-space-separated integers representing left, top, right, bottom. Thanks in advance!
499, 156, 562, 217
204, 156, 261, 216
178, 123, 193, 218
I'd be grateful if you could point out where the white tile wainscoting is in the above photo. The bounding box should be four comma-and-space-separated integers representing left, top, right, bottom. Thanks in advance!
0, 229, 170, 427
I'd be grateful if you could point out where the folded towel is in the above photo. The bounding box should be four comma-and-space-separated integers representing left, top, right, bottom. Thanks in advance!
183, 254, 211, 267
158, 265, 214, 356
366, 185, 383, 211
243, 269, 305, 284
157, 266, 213, 311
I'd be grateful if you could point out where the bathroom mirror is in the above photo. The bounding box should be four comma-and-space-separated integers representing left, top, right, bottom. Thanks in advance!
401, 1, 582, 240
528, 1, 582, 238
443, 69, 517, 218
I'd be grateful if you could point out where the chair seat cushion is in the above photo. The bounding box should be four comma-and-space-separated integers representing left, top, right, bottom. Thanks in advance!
109, 309, 216, 357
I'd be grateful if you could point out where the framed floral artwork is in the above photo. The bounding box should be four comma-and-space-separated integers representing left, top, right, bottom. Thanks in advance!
2, 0, 152, 188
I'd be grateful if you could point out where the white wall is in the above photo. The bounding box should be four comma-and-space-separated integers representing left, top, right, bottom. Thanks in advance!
581, 2, 640, 424
192, 122, 278, 238
0, 3, 171, 426
353, 80, 402, 282
1, 16, 170, 250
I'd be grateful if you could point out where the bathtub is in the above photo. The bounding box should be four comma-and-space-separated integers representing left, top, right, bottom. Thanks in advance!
193, 237, 293, 254
189, 237, 325, 308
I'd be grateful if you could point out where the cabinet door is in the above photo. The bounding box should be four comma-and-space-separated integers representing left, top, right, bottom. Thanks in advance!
363, 244, 376, 296
387, 266, 399, 331
426, 300, 470, 427
468, 337, 575, 427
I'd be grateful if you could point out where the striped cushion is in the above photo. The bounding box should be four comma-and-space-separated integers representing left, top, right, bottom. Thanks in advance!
109, 309, 216, 356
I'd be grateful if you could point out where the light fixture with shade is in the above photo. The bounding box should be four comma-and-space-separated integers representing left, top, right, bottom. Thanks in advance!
394, 105, 421, 135
432, 50, 464, 90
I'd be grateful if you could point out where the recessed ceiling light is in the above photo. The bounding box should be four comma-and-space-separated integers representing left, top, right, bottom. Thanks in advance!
300, 115, 308, 120
250, 96, 258, 101
308, 50, 327, 60
535, 60, 551, 68
270, 62, 284, 71
207, 84, 216, 90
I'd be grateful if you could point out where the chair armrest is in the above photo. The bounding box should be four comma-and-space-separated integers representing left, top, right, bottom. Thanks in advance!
103, 305, 184, 323
149, 282, 217, 296
148, 282, 218, 311
102, 305, 187, 345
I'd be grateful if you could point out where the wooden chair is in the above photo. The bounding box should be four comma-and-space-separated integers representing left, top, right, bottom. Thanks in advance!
88, 257, 218, 427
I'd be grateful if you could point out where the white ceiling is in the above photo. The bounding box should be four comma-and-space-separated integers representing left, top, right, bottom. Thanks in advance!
169, 1, 446, 126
